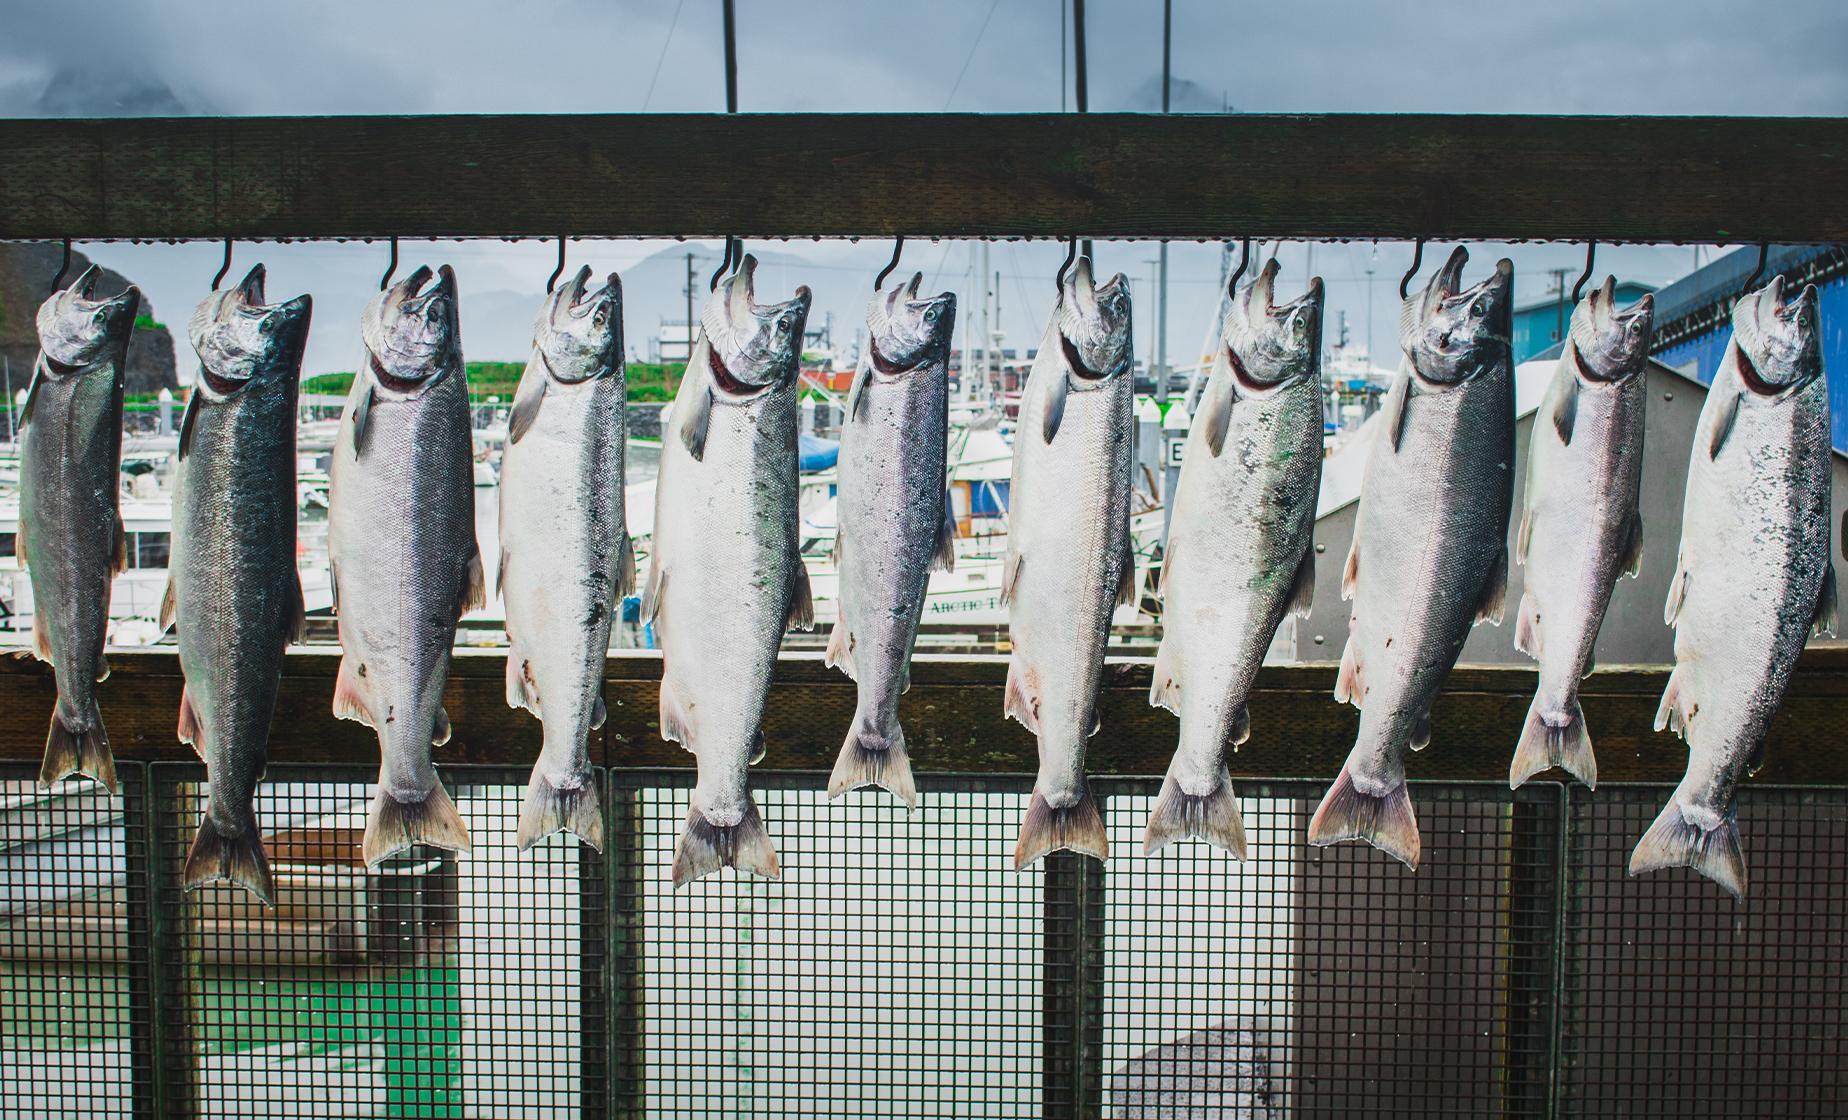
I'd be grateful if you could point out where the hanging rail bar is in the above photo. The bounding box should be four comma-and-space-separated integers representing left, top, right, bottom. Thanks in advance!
2, 114, 1845, 242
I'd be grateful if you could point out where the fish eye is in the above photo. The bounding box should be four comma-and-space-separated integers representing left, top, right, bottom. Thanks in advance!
1469, 298, 1487, 318
258, 317, 275, 334
775, 317, 791, 336
924, 307, 940, 322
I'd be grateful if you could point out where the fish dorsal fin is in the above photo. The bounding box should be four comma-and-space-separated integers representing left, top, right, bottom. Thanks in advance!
1201, 375, 1236, 458
1382, 373, 1413, 453
1042, 371, 1070, 444
1552, 367, 1579, 446
1708, 383, 1741, 460
679, 338, 715, 462
177, 386, 203, 460
350, 380, 376, 458
846, 355, 874, 423
507, 357, 547, 444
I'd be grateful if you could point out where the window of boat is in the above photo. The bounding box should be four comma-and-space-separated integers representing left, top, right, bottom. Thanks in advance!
0, 532, 13, 559
132, 531, 171, 569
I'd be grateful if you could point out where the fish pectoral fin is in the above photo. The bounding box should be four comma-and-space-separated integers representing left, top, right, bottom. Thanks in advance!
786, 564, 815, 632
1003, 659, 1040, 734
823, 623, 856, 680
1620, 511, 1644, 580
18, 363, 42, 428
350, 383, 376, 458
679, 382, 715, 462
332, 657, 373, 728
176, 686, 205, 761
845, 358, 874, 423
1000, 551, 1024, 607
1382, 373, 1412, 453
1814, 563, 1839, 639
1041, 372, 1070, 444
1340, 535, 1360, 602
433, 707, 452, 747
1474, 546, 1508, 626
506, 368, 546, 444
1287, 544, 1316, 619
1664, 554, 1689, 627
1552, 372, 1578, 446
1148, 638, 1181, 713
1200, 377, 1235, 457
1514, 590, 1541, 658
460, 548, 487, 616
932, 492, 957, 573
157, 575, 177, 633
1708, 384, 1742, 460
1334, 636, 1363, 708
618, 534, 638, 599
641, 561, 665, 627
111, 512, 128, 576
176, 387, 203, 460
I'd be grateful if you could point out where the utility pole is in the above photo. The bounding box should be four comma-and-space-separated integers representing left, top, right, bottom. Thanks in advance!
1548, 267, 1570, 343
683, 252, 696, 363
1157, 0, 1171, 404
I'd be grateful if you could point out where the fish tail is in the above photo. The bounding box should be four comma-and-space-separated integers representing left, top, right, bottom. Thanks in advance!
40, 706, 119, 793
182, 812, 277, 908
1628, 793, 1747, 902
1308, 762, 1420, 869
1013, 787, 1108, 869
826, 712, 917, 809
362, 783, 472, 868
672, 795, 780, 887
517, 769, 605, 853
1509, 692, 1597, 790
1143, 766, 1246, 858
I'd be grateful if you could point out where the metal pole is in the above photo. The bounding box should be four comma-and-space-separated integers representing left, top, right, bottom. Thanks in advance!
1073, 0, 1090, 264
721, 0, 738, 113
684, 252, 695, 361
1161, 0, 1171, 114
1156, 246, 1169, 403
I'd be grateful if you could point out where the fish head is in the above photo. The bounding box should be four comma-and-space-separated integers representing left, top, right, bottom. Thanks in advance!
188, 264, 313, 395
702, 254, 811, 397
1568, 277, 1652, 383
1403, 246, 1512, 385
1731, 274, 1822, 395
35, 266, 140, 371
1056, 256, 1133, 386
537, 266, 623, 384
867, 272, 955, 373
363, 264, 460, 389
1224, 258, 1324, 391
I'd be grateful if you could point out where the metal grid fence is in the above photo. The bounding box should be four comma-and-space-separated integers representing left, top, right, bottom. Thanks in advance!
2, 763, 1844, 1118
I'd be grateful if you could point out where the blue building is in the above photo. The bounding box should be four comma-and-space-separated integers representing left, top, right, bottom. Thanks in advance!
1651, 245, 1848, 453
1511, 280, 1656, 364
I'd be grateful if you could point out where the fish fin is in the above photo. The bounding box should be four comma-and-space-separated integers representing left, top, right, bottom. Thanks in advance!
111, 512, 128, 575
176, 387, 202, 460
1157, 538, 1175, 599
1621, 511, 1645, 580
433, 707, 452, 747
1228, 704, 1251, 747
1474, 546, 1508, 626
1664, 553, 1689, 627
932, 493, 957, 573
460, 548, 486, 615
332, 657, 373, 728
18, 363, 41, 428
350, 384, 375, 458
1340, 535, 1359, 601
328, 558, 341, 617
1115, 530, 1137, 609
362, 783, 472, 868
40, 708, 119, 793
182, 814, 277, 908
1813, 564, 1838, 639
845, 358, 873, 422
1143, 769, 1246, 858
1334, 636, 1363, 708
95, 653, 110, 683
157, 575, 177, 633
176, 687, 205, 761
1410, 710, 1433, 752
618, 534, 637, 599
658, 677, 693, 748
1041, 372, 1070, 444
591, 694, 607, 730
1148, 638, 1181, 714
30, 613, 53, 662
1381, 374, 1412, 453
1653, 663, 1693, 740
517, 770, 604, 852
786, 564, 814, 631
641, 561, 664, 627
1514, 590, 1541, 658
507, 370, 546, 444
749, 728, 766, 765
1200, 378, 1234, 458
1287, 544, 1316, 619
12, 510, 25, 570
1515, 507, 1532, 566
496, 550, 510, 596
823, 623, 856, 680
505, 652, 538, 714
1629, 795, 1746, 902
1014, 788, 1108, 868
1708, 384, 1741, 460
1003, 658, 1040, 734
285, 571, 307, 645
673, 796, 780, 886
1307, 763, 1420, 870
1552, 373, 1578, 446
1000, 552, 1024, 607
1510, 693, 1596, 789
679, 382, 714, 462
827, 718, 917, 809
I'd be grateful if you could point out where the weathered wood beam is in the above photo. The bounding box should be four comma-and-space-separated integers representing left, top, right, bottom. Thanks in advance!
3, 647, 1846, 783
3, 114, 1845, 242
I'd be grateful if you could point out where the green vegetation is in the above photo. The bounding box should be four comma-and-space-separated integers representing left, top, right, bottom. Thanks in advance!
300, 360, 685, 404
133, 313, 166, 333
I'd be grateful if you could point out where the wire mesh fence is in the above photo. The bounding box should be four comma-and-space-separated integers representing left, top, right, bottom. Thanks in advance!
2, 762, 1844, 1118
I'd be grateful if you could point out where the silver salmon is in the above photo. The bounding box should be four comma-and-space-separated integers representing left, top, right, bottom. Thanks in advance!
499, 266, 631, 851
19, 266, 138, 793
167, 265, 311, 905
825, 272, 956, 808
329, 265, 482, 867
1004, 257, 1134, 868
1312, 247, 1515, 869
1147, 260, 1323, 857
1510, 277, 1653, 789
1632, 276, 1836, 901
645, 255, 812, 886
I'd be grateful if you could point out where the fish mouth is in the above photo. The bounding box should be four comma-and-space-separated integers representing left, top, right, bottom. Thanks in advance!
708, 343, 770, 397
1059, 332, 1121, 381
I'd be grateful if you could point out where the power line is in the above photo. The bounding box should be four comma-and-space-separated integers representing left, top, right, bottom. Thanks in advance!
943, 0, 1003, 110
640, 0, 689, 111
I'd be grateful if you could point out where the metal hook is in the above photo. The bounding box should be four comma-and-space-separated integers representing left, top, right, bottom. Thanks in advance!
1740, 241, 1770, 297
49, 238, 72, 293
1227, 237, 1252, 297
211, 238, 234, 290
379, 236, 399, 291
1399, 238, 1425, 300
874, 234, 905, 291
710, 237, 739, 292
1571, 240, 1597, 303
1054, 236, 1078, 292
545, 235, 567, 295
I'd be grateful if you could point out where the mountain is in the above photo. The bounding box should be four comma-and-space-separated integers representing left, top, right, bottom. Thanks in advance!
0, 243, 179, 401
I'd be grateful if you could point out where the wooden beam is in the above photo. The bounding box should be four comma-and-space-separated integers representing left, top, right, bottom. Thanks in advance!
3, 647, 1846, 783
3, 114, 1846, 242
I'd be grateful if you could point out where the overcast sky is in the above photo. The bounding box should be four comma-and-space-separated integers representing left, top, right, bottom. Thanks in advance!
4, 0, 1843, 377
